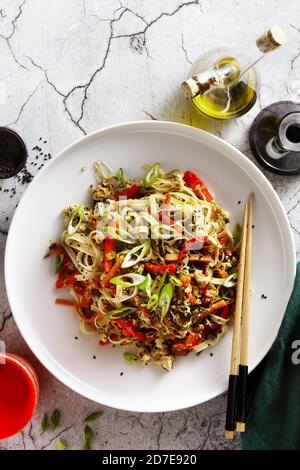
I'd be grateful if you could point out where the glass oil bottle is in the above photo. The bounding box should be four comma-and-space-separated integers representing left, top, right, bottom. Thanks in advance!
181, 26, 285, 120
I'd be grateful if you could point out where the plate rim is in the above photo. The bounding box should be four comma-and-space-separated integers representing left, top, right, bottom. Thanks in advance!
4, 120, 296, 412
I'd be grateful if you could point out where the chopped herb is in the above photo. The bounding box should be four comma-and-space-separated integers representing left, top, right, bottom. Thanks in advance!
84, 411, 103, 423
41, 413, 48, 432
83, 425, 94, 450
49, 409, 60, 430
57, 439, 67, 450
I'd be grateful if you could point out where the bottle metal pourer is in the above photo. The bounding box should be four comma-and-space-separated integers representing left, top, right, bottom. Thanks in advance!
249, 101, 300, 175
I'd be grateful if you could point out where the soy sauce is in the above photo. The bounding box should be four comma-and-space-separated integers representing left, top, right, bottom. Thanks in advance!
0, 127, 27, 179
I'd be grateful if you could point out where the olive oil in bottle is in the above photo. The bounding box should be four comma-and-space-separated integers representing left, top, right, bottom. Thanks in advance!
181, 26, 285, 120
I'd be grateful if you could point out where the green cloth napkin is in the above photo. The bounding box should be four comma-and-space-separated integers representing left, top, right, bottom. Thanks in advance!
241, 262, 300, 450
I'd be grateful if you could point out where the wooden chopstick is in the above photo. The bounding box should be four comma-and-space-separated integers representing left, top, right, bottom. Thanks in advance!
236, 193, 253, 432
225, 196, 251, 440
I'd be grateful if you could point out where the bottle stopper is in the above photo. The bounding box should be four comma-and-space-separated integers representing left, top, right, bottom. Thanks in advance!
256, 25, 286, 52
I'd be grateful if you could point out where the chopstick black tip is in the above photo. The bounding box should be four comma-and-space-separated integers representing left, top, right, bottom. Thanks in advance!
236, 364, 248, 428
225, 374, 238, 433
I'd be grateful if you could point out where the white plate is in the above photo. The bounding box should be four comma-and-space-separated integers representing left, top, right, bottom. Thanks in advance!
5, 121, 296, 412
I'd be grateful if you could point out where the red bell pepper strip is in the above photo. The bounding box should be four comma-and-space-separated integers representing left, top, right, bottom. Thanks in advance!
116, 184, 139, 199
218, 233, 229, 246
171, 332, 203, 354
183, 171, 213, 202
55, 274, 77, 289
103, 237, 116, 273
144, 263, 177, 275
115, 319, 146, 341
138, 305, 152, 320
209, 305, 230, 332
200, 285, 210, 306
185, 292, 197, 304
165, 192, 171, 205
178, 237, 207, 261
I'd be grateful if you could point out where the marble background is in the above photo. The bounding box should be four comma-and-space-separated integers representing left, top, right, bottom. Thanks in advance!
0, 0, 299, 451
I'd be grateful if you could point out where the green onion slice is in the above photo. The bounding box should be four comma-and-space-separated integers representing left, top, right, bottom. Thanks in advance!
121, 241, 150, 268
224, 272, 238, 288
147, 293, 158, 310
67, 204, 85, 236
123, 352, 143, 364
117, 168, 126, 186
55, 255, 64, 273
110, 273, 146, 288
169, 275, 182, 287
144, 163, 162, 187
103, 226, 135, 244
233, 223, 242, 245
158, 283, 174, 318
104, 307, 137, 319
138, 273, 152, 297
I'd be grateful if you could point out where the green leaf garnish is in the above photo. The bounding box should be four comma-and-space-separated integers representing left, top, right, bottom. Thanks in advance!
40, 413, 48, 433
57, 439, 67, 450
84, 411, 103, 423
83, 424, 94, 450
49, 409, 60, 431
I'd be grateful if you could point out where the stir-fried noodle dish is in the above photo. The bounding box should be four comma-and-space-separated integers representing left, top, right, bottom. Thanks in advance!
50, 163, 241, 371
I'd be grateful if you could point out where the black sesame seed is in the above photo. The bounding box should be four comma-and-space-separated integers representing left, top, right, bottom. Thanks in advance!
210, 353, 214, 357
120, 372, 123, 376
237, 201, 241, 205
44, 140, 47, 144
93, 355, 96, 359
6, 217, 8, 221
39, 137, 42, 141
252, 225, 255, 229
74, 336, 78, 340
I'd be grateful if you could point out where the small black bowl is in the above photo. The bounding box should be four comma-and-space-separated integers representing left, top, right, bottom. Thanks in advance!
0, 127, 27, 179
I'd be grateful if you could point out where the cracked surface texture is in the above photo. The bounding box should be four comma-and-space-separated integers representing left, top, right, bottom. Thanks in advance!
0, 0, 299, 451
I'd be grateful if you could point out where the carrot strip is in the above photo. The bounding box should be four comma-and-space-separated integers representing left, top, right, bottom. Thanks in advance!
55, 298, 76, 307
101, 256, 124, 288
207, 299, 228, 313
